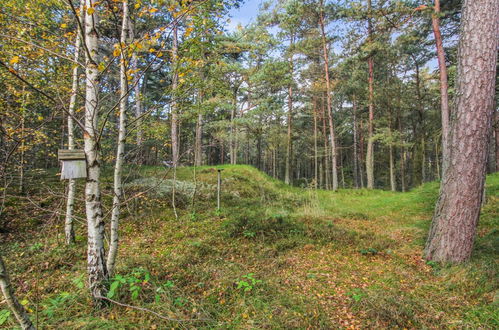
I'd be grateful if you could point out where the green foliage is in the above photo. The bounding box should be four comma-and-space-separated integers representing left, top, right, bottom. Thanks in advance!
107, 268, 151, 301
42, 292, 74, 318
236, 273, 262, 293
0, 310, 11, 326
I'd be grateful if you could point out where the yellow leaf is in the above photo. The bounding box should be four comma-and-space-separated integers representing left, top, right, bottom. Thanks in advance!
37, 116, 44, 121
135, 3, 140, 9
9, 56, 19, 65
87, 7, 95, 15
149, 48, 155, 53
149, 7, 158, 13
113, 48, 120, 57
61, 23, 67, 28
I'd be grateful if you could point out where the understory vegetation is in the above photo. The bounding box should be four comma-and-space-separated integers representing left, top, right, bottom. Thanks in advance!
1, 165, 497, 328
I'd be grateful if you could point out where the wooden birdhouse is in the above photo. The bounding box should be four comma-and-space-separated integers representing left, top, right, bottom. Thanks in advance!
58, 149, 87, 180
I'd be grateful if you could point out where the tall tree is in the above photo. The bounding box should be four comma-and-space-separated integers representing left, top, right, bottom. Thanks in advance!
424, 0, 499, 263
64, 0, 84, 245
431, 0, 450, 164
365, 0, 375, 189
83, 0, 108, 301
107, 0, 129, 276
319, 0, 338, 190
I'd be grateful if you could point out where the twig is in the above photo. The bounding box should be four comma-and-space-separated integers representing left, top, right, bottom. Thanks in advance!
94, 295, 210, 323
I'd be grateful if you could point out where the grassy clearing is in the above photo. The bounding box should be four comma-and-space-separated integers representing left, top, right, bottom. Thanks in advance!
0, 165, 497, 328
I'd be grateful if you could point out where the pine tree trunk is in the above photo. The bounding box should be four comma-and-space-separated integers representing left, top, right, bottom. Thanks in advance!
319, 4, 338, 191
83, 0, 108, 300
313, 96, 318, 187
432, 0, 450, 165
64, 1, 84, 245
366, 0, 375, 189
285, 37, 294, 185
0, 255, 34, 329
494, 109, 499, 172
107, 0, 129, 277
424, 0, 499, 263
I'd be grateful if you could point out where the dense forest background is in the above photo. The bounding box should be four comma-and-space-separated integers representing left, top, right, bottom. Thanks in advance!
2, 0, 495, 194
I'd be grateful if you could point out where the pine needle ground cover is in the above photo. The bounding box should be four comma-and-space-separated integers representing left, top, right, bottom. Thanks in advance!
1, 165, 497, 328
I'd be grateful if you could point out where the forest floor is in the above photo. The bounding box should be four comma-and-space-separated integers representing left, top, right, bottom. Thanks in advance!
1, 165, 498, 329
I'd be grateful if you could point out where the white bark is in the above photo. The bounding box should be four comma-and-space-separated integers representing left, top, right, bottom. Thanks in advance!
171, 23, 179, 165
84, 0, 108, 301
107, 0, 129, 276
0, 255, 34, 329
64, 1, 84, 245
128, 19, 143, 164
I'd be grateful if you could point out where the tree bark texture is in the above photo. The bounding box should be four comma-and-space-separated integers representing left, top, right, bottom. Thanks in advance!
84, 0, 108, 300
424, 0, 499, 263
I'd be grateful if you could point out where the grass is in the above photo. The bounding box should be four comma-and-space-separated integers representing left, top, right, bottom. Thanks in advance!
0, 165, 497, 328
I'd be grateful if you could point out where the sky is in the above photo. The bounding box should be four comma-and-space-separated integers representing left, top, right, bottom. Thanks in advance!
227, 0, 262, 31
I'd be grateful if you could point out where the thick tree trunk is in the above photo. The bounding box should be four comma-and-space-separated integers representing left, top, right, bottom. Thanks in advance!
83, 0, 108, 300
319, 5, 338, 191
0, 256, 34, 329
366, 0, 375, 189
107, 0, 129, 277
432, 0, 450, 166
424, 0, 499, 263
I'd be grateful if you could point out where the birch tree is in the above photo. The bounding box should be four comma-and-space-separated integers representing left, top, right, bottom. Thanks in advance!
0, 255, 34, 329
64, 0, 84, 245
107, 0, 129, 276
83, 0, 108, 301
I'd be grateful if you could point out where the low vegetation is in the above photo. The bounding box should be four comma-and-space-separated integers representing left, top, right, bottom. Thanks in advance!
0, 165, 497, 328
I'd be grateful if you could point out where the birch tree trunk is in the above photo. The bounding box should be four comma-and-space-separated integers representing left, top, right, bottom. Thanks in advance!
171, 23, 179, 165
431, 0, 450, 166
366, 0, 375, 189
129, 19, 143, 165
319, 2, 338, 191
424, 0, 499, 263
83, 0, 108, 300
0, 255, 34, 329
65, 1, 84, 245
195, 112, 202, 166
107, 0, 129, 276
